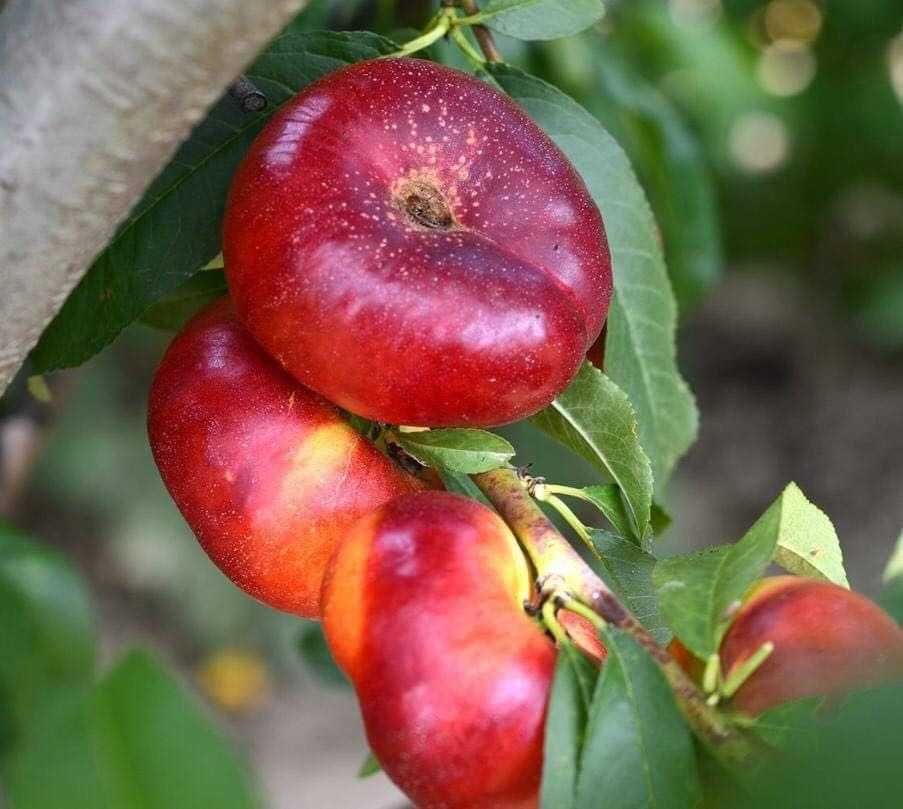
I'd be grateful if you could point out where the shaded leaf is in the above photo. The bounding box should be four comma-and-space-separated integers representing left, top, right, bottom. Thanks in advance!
436, 469, 493, 507
575, 627, 699, 809
296, 623, 346, 687
140, 272, 227, 332
587, 48, 722, 312
531, 364, 653, 540
540, 645, 597, 809
0, 524, 95, 739
879, 531, 903, 624
588, 530, 669, 644
2, 651, 258, 809
581, 484, 635, 541
481, 0, 605, 41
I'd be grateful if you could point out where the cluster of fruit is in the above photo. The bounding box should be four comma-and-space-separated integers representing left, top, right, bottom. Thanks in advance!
147, 58, 903, 808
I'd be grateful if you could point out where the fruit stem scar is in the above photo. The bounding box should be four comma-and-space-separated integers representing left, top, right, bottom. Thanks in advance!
395, 179, 455, 230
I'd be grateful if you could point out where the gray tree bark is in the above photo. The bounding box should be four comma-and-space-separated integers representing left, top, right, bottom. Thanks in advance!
0, 0, 309, 395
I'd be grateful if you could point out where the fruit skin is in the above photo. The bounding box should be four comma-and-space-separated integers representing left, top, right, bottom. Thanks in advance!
224, 57, 612, 428
147, 299, 425, 618
672, 576, 903, 715
322, 491, 556, 809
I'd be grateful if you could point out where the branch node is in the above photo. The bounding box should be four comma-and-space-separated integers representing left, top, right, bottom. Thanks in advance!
228, 76, 267, 113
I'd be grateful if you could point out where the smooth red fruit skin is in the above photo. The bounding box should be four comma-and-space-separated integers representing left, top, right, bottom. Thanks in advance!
322, 492, 555, 809
224, 58, 612, 428
147, 299, 425, 618
721, 577, 903, 715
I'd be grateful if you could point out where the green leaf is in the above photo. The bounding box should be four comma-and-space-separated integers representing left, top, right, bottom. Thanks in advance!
882, 530, 903, 584
587, 48, 722, 312
558, 484, 671, 543
531, 364, 653, 541
140, 271, 228, 331
540, 645, 598, 809
575, 627, 699, 809
393, 429, 515, 474
296, 623, 347, 687
489, 64, 697, 494
0, 524, 95, 737
481, 0, 604, 41
30, 31, 398, 373
2, 651, 259, 809
880, 531, 903, 624
879, 578, 903, 625
653, 546, 732, 660
436, 469, 493, 507
650, 501, 672, 537
579, 484, 635, 541
850, 265, 903, 349
587, 530, 669, 644
653, 483, 847, 659
769, 483, 848, 587
752, 698, 821, 750
357, 751, 381, 779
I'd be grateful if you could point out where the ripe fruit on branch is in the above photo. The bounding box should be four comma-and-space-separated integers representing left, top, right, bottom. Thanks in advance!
672, 576, 903, 715
322, 491, 556, 809
224, 58, 612, 428
147, 299, 426, 618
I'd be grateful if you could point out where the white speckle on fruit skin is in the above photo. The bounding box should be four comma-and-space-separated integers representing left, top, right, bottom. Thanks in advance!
225, 57, 612, 426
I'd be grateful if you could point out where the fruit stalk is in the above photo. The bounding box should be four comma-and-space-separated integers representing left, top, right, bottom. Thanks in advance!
457, 0, 503, 63
472, 466, 763, 765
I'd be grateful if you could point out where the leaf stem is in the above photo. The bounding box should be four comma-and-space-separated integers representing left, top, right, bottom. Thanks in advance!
542, 493, 594, 547
541, 599, 569, 646
392, 11, 453, 57
542, 482, 593, 501
471, 466, 766, 766
721, 642, 775, 700
557, 595, 606, 632
449, 25, 487, 68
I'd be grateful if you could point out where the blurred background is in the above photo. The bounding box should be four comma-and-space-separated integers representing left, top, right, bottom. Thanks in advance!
2, 0, 902, 806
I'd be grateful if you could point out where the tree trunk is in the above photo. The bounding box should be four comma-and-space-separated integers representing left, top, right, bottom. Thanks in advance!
0, 0, 309, 394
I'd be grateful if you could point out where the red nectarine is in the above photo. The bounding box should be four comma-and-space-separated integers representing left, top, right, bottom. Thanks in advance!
224, 58, 611, 427
147, 299, 426, 618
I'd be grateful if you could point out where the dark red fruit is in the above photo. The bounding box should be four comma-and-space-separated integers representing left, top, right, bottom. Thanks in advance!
224, 58, 611, 427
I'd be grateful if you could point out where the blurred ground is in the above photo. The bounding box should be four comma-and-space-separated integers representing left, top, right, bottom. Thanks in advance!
674, 270, 903, 591
3, 271, 902, 808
